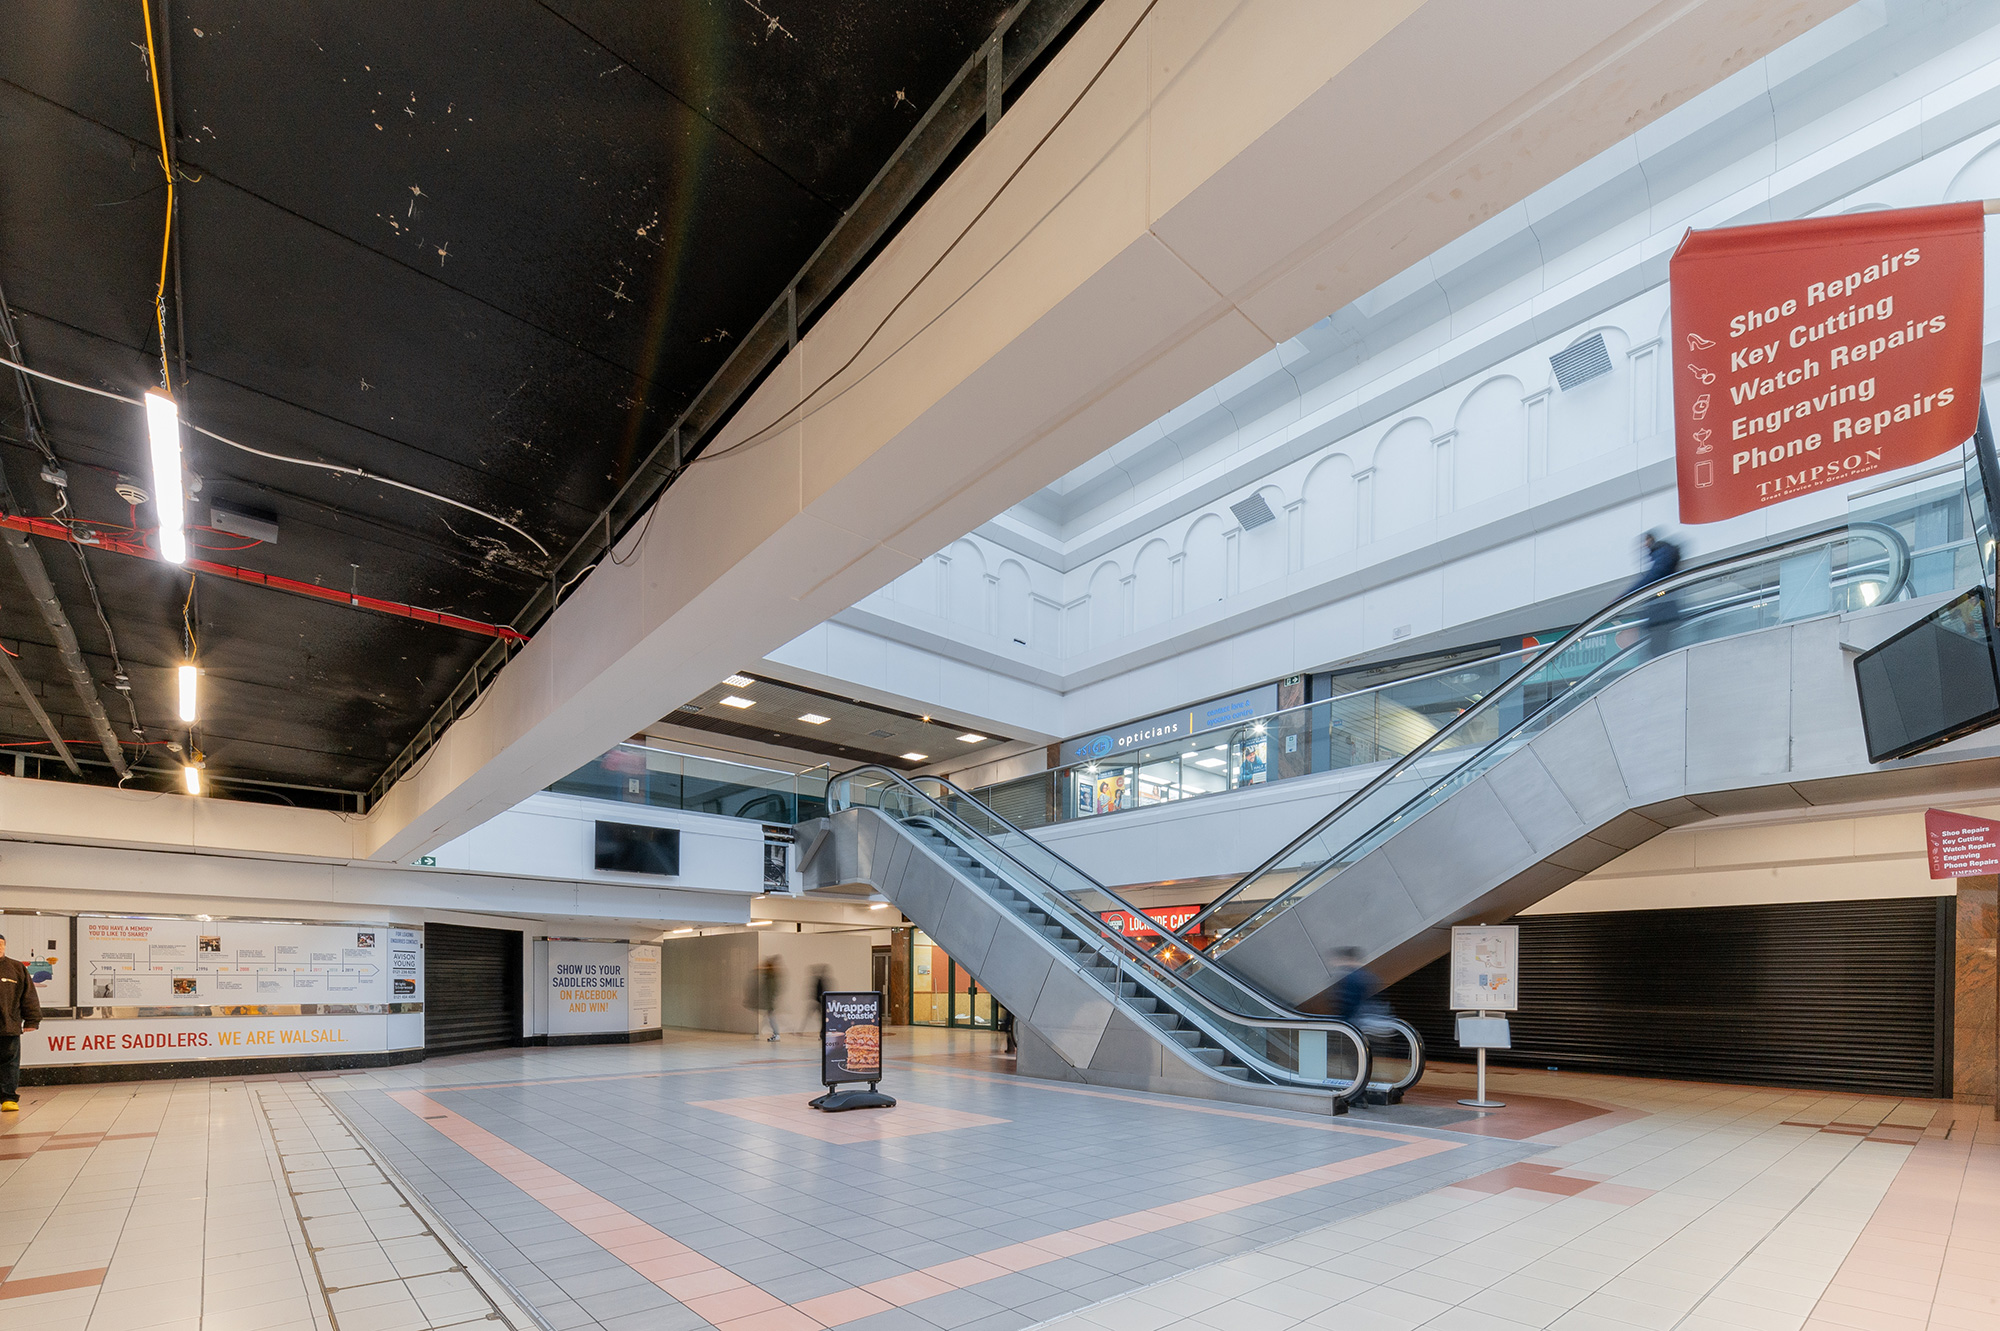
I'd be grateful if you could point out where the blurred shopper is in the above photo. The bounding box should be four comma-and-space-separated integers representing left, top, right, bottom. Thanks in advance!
0, 933, 42, 1111
999, 1006, 1018, 1055
809, 964, 832, 1037
753, 956, 784, 1041
1623, 530, 1682, 657
1328, 945, 1390, 1035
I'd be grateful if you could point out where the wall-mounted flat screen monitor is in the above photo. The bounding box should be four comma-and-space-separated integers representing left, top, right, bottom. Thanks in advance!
1853, 587, 2000, 762
594, 821, 680, 876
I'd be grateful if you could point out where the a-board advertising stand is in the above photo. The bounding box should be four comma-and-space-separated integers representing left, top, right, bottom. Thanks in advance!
1450, 925, 1518, 1109
810, 990, 896, 1112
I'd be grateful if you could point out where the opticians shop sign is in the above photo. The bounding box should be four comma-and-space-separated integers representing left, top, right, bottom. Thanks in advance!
1062, 684, 1277, 766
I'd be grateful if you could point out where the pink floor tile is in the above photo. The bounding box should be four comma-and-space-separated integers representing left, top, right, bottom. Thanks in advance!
792, 1287, 895, 1326
684, 1284, 785, 1323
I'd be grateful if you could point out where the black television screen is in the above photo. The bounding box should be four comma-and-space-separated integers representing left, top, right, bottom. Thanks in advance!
594, 821, 680, 876
1853, 587, 2000, 762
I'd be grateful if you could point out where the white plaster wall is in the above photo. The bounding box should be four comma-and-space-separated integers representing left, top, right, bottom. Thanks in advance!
426, 791, 766, 895
1535, 797, 1977, 915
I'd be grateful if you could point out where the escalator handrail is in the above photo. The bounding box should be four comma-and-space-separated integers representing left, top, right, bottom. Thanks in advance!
828, 766, 1379, 1097
835, 762, 1373, 1030
899, 811, 1375, 1099
1176, 518, 1911, 946
831, 765, 1421, 1093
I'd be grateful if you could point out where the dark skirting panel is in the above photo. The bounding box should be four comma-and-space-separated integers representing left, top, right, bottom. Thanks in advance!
424, 922, 523, 1056
1381, 896, 1953, 1097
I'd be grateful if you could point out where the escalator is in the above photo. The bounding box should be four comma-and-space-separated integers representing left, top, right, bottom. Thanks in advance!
809, 767, 1425, 1114
811, 458, 2000, 1103
1166, 516, 1930, 1006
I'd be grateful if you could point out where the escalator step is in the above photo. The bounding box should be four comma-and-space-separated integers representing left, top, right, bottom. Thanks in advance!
1191, 1048, 1225, 1066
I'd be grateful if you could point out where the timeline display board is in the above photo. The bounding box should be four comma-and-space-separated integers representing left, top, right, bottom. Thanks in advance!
821, 991, 883, 1085
2, 914, 70, 1007
1450, 925, 1519, 1011
78, 915, 422, 1009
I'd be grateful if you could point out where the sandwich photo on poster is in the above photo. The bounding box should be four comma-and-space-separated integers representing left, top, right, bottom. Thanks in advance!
1670, 202, 1985, 522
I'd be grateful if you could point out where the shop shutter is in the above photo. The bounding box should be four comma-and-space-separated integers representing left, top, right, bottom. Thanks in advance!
424, 923, 522, 1055
982, 774, 1052, 829
1380, 897, 1951, 1097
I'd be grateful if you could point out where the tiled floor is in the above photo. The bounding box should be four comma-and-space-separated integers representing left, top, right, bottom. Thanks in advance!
0, 1032, 1992, 1331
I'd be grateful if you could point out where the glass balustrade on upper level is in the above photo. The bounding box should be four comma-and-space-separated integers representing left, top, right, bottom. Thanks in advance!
548, 742, 831, 825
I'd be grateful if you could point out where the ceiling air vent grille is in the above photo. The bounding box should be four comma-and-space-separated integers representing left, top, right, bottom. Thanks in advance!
1230, 494, 1277, 530
1550, 333, 1613, 391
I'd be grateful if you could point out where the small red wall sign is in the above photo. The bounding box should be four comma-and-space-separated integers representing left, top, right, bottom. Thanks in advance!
1925, 807, 2000, 878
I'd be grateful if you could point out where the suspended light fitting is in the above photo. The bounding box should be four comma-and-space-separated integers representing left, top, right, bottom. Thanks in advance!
143, 390, 186, 564
177, 663, 198, 723
182, 760, 202, 795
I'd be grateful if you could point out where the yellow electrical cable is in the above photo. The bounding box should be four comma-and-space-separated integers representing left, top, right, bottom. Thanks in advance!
140, 0, 174, 394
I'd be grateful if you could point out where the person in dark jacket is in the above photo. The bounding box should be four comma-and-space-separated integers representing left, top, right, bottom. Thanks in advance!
1327, 946, 1386, 1031
1625, 530, 1682, 655
0, 933, 44, 1111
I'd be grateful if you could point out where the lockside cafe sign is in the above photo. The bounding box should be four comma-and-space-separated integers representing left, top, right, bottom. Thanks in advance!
1669, 202, 1984, 523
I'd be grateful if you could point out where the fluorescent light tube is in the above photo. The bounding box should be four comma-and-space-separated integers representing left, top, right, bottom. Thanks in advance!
723, 674, 754, 688
720, 695, 755, 709
144, 391, 186, 565
901, 752, 927, 762
958, 734, 985, 743
798, 713, 830, 724
177, 664, 198, 723
182, 764, 202, 794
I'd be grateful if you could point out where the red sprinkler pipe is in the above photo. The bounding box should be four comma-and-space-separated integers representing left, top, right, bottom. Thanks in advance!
0, 513, 529, 643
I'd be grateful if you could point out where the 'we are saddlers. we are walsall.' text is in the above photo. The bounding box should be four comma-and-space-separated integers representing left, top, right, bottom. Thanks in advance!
1705, 246, 1956, 501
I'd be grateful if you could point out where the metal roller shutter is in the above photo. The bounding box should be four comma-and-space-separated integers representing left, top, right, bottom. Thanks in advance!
424, 923, 522, 1056
1381, 897, 1952, 1097
982, 774, 1052, 829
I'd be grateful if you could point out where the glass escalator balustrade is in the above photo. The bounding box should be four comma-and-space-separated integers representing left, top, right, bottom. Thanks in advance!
828, 765, 1426, 1102
1175, 514, 1928, 959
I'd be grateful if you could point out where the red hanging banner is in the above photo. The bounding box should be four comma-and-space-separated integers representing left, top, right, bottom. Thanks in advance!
1926, 807, 2000, 878
1669, 202, 1985, 523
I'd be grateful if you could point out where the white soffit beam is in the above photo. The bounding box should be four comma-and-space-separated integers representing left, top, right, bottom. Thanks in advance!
341, 0, 1852, 862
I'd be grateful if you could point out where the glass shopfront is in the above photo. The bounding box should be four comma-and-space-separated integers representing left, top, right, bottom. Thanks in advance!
908, 930, 999, 1028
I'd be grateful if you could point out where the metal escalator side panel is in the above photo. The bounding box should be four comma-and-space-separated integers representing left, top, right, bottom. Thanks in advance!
1182, 521, 1913, 956
824, 803, 1375, 1109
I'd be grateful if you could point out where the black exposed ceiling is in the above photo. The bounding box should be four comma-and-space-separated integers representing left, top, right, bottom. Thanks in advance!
0, 0, 1052, 805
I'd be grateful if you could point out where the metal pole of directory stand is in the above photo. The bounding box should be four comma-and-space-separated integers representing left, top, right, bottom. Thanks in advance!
1455, 1012, 1507, 1109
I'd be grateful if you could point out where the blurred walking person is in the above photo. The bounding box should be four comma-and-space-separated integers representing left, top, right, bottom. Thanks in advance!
750, 956, 784, 1041
1621, 530, 1681, 659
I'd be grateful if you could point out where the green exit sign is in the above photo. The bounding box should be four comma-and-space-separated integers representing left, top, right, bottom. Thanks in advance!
415, 855, 438, 867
